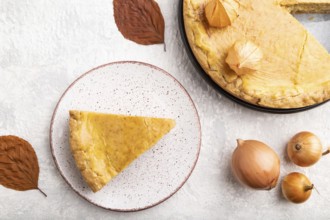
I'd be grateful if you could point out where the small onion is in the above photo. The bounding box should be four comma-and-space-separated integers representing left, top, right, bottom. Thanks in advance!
287, 131, 329, 167
231, 139, 280, 190
282, 172, 313, 203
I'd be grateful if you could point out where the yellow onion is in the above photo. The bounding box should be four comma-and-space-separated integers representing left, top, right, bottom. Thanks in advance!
287, 131, 329, 167
231, 139, 280, 190
282, 172, 313, 203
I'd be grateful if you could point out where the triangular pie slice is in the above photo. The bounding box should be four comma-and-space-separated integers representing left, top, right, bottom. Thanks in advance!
184, 0, 330, 108
69, 110, 176, 192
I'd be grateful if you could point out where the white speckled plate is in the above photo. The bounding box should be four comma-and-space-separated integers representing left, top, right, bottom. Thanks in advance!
50, 61, 201, 211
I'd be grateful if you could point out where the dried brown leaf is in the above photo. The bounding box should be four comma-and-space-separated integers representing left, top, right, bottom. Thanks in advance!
113, 0, 165, 45
0, 135, 46, 197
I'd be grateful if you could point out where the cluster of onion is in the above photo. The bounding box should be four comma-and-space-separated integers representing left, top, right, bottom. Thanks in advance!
231, 132, 329, 204
282, 131, 329, 203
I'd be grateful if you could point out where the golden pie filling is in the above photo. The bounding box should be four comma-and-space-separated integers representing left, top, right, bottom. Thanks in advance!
69, 110, 176, 192
184, 0, 330, 108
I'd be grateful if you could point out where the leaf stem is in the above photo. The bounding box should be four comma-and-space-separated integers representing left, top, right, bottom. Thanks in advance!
37, 187, 47, 197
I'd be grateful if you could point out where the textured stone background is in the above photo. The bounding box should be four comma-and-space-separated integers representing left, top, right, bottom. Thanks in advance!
0, 0, 329, 219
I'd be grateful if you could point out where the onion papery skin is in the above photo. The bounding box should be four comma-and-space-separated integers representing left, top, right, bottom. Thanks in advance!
287, 131, 323, 167
281, 172, 313, 203
232, 139, 280, 190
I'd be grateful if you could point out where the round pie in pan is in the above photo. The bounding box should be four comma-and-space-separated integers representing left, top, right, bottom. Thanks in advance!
183, 0, 330, 109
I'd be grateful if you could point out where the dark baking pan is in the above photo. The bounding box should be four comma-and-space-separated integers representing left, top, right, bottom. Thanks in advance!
178, 0, 327, 114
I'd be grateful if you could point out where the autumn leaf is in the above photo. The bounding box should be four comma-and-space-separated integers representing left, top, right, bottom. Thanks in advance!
113, 0, 165, 46
0, 135, 46, 197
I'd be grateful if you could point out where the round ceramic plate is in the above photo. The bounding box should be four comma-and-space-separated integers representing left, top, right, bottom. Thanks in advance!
50, 61, 201, 211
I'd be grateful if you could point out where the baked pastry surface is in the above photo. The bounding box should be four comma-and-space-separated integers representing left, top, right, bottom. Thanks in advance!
184, 0, 330, 108
69, 110, 176, 192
